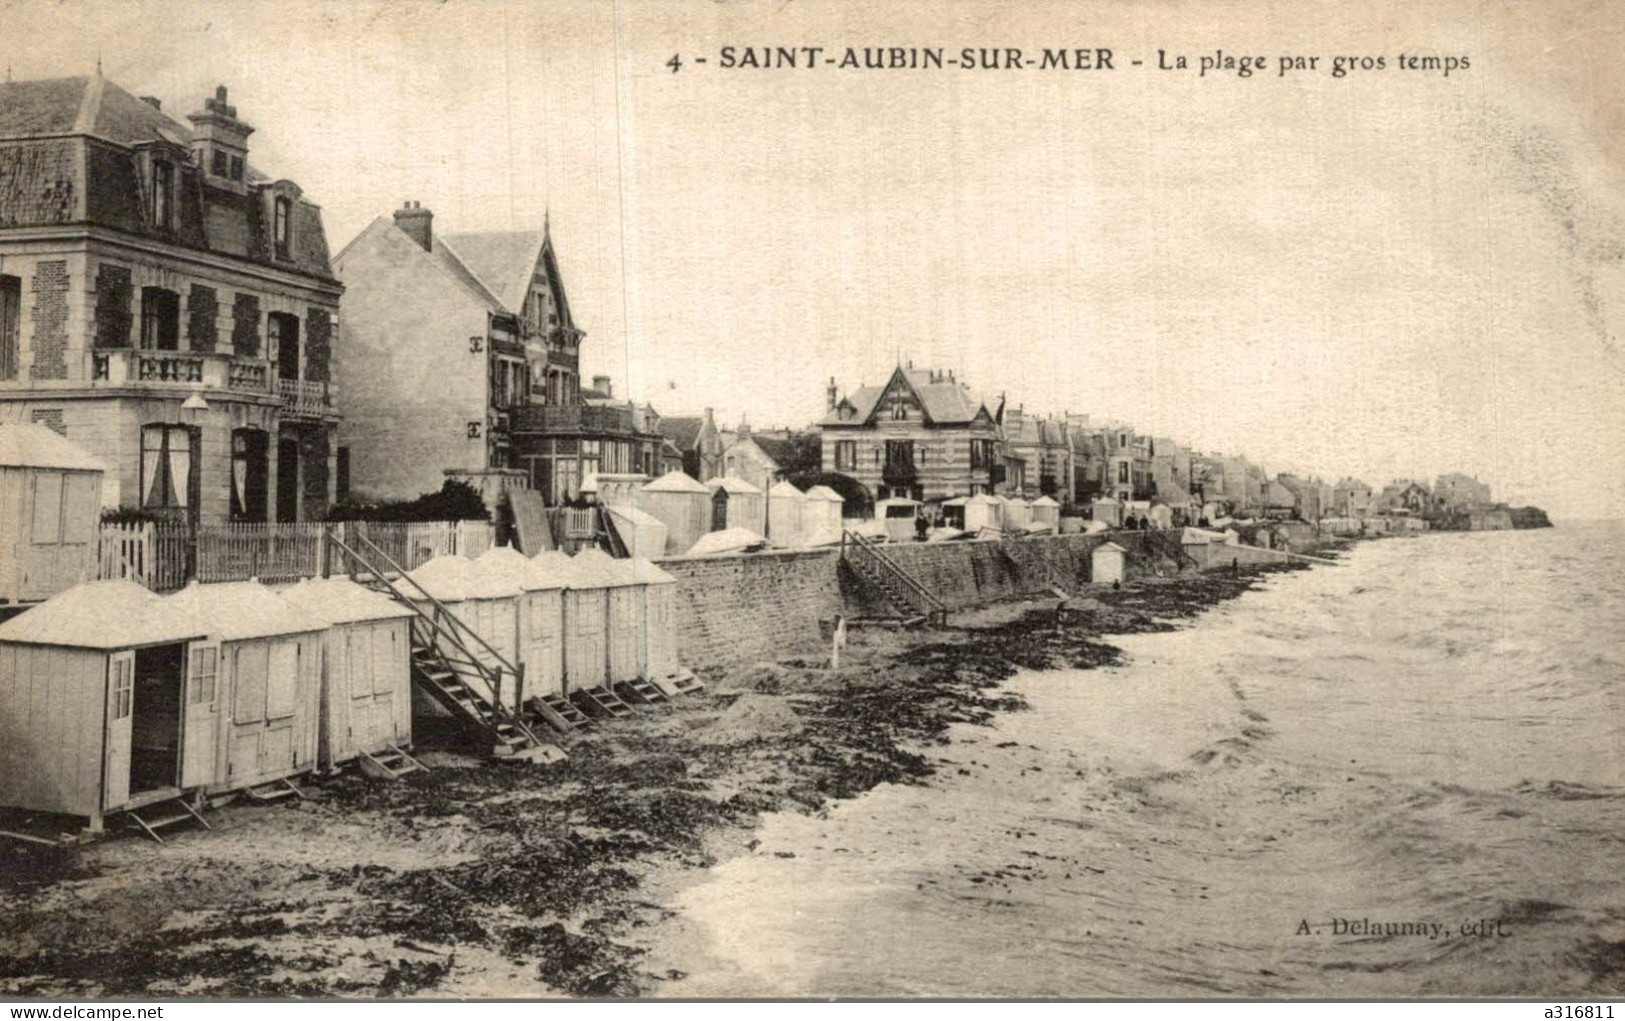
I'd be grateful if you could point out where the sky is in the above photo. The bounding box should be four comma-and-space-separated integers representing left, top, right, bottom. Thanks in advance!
7, 0, 1624, 517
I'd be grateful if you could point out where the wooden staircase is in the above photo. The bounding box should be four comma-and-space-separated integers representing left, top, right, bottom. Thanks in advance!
409, 632, 547, 756
329, 531, 555, 761
653, 671, 707, 698
615, 678, 670, 706
122, 795, 211, 844
358, 745, 428, 780
840, 531, 949, 627
572, 684, 636, 720
527, 692, 593, 735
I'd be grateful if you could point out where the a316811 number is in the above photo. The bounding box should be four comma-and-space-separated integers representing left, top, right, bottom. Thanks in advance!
1545, 1008, 1614, 1019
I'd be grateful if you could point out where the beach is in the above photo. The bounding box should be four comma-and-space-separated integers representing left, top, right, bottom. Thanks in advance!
5, 526, 1618, 998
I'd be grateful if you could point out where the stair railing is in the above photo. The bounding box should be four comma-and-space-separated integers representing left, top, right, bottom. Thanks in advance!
841, 530, 948, 625
328, 531, 542, 747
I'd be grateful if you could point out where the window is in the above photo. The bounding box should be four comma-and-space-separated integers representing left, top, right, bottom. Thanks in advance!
274, 197, 292, 260
190, 647, 218, 705
1118, 462, 1129, 483
230, 156, 244, 181
141, 424, 196, 512
112, 658, 133, 720
212, 150, 229, 177
1118, 433, 1127, 449
892, 401, 908, 421
268, 313, 300, 381
970, 438, 994, 470
231, 428, 269, 521
140, 288, 180, 350
885, 440, 914, 469
834, 440, 856, 471
152, 161, 173, 228
0, 274, 18, 380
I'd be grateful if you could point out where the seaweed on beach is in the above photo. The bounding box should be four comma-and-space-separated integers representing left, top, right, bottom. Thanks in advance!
0, 560, 1312, 998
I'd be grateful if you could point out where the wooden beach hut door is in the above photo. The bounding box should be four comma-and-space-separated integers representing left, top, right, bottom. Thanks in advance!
350, 622, 402, 753
104, 651, 135, 810
230, 640, 300, 784
181, 641, 220, 788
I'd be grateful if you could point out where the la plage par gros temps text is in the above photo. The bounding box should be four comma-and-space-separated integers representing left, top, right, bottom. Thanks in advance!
681, 47, 1470, 77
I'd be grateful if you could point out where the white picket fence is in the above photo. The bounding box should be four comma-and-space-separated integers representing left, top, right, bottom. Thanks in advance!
97, 519, 496, 592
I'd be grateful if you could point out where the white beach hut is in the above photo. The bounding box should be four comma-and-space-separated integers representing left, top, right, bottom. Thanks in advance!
1000, 496, 1033, 532
803, 485, 845, 545
600, 553, 645, 686
766, 481, 809, 549
279, 577, 416, 770
165, 580, 325, 794
1091, 542, 1128, 586
517, 550, 574, 697
603, 503, 669, 561
562, 548, 619, 690
630, 557, 682, 680
0, 423, 106, 605
704, 476, 766, 535
640, 470, 711, 554
464, 545, 532, 705
875, 497, 921, 542
1030, 495, 1062, 531
1091, 497, 1123, 527
0, 581, 204, 830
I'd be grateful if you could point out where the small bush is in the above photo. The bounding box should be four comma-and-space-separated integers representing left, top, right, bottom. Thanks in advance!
326, 479, 490, 523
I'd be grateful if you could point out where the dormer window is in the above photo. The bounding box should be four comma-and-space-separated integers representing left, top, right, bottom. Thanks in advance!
274, 197, 291, 259
212, 150, 229, 177
231, 156, 243, 181
152, 161, 173, 228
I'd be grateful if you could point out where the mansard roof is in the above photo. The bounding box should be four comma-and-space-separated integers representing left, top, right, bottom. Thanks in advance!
0, 75, 335, 283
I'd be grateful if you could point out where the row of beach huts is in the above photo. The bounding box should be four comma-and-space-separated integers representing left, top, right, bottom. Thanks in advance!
596, 470, 1071, 558
0, 542, 693, 843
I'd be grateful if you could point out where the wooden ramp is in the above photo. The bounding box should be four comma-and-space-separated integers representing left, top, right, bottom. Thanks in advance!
511, 489, 553, 554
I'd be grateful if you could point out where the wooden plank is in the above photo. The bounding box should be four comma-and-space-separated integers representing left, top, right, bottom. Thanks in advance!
510, 489, 551, 554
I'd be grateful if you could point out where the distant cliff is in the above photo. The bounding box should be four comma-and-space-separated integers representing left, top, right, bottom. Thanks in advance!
1508, 506, 1553, 529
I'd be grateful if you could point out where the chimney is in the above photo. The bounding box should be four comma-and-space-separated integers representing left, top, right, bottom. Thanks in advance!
592, 374, 613, 398
140, 96, 162, 110
826, 376, 838, 411
394, 200, 433, 252
186, 85, 253, 184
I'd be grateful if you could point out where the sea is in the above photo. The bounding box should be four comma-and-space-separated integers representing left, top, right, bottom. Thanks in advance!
651, 521, 1625, 998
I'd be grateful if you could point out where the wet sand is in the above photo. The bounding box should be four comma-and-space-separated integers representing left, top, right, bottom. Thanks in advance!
0, 555, 1321, 998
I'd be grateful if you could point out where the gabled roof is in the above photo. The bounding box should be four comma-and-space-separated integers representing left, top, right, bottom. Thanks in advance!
0, 580, 203, 650
750, 434, 800, 468
0, 422, 107, 471
438, 230, 548, 315
819, 368, 993, 427
657, 417, 705, 452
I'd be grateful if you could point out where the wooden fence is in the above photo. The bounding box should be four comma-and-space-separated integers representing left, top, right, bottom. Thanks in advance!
97, 519, 496, 592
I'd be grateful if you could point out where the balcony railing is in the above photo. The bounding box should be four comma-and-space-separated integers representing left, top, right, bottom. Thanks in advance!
277, 377, 331, 418
92, 348, 275, 395
511, 402, 638, 436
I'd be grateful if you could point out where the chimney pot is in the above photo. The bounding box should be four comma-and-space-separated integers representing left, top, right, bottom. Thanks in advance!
592, 374, 613, 398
